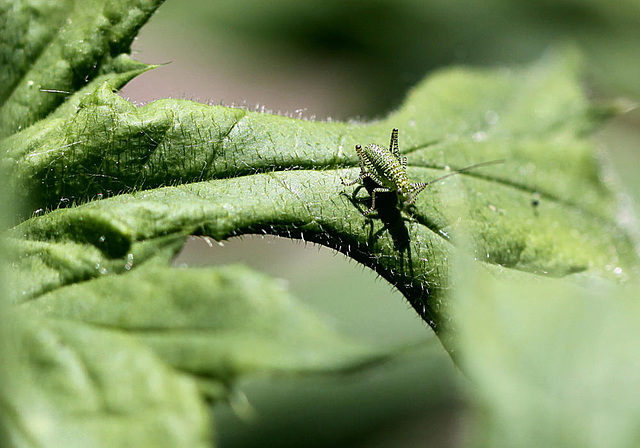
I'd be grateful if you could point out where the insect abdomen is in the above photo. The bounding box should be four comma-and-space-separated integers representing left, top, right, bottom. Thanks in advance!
365, 144, 406, 189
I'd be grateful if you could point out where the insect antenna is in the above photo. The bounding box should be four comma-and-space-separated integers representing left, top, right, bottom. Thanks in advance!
421, 159, 505, 187
406, 159, 505, 204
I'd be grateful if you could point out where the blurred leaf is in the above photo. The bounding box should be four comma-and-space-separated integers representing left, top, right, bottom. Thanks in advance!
452, 259, 640, 448
0, 309, 211, 448
213, 344, 459, 448
21, 264, 394, 391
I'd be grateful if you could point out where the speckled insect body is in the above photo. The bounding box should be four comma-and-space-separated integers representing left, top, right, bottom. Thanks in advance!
342, 128, 429, 215
342, 128, 503, 215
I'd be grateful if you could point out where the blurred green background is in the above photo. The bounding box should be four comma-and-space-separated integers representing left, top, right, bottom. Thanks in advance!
122, 1, 640, 446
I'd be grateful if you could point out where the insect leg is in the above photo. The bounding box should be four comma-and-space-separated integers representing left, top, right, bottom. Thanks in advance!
406, 182, 428, 204
341, 173, 365, 186
406, 159, 505, 204
364, 186, 392, 215
389, 128, 400, 160
342, 170, 385, 187
341, 144, 369, 185
354, 144, 367, 172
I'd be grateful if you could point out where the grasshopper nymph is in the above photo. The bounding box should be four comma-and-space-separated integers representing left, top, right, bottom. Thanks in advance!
342, 128, 503, 215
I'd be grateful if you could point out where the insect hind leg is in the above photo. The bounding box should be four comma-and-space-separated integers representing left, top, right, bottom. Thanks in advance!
363, 186, 392, 215
341, 171, 383, 187
341, 173, 364, 186
389, 128, 400, 159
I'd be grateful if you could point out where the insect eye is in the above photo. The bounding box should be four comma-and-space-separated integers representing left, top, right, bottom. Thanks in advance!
355, 144, 362, 149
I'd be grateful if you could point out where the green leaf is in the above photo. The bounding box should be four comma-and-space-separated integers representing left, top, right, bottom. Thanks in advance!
6, 51, 639, 334
0, 0, 163, 138
21, 264, 394, 388
0, 309, 211, 448
452, 258, 640, 448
